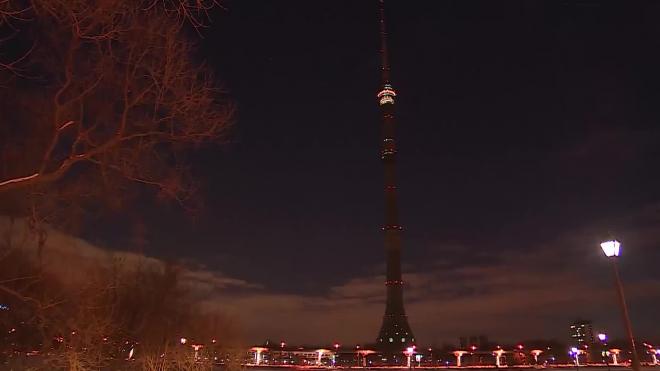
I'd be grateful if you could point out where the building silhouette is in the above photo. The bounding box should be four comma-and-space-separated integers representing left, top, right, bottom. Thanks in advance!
570, 319, 594, 346
374, 0, 415, 353
459, 335, 490, 350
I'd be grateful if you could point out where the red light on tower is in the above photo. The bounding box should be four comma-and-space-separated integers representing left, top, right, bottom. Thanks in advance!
517, 344, 524, 350
334, 343, 340, 349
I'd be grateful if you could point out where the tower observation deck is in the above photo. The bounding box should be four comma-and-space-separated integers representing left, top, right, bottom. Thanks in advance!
375, 0, 415, 353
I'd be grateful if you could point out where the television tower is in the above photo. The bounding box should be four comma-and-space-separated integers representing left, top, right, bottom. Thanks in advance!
375, 0, 415, 353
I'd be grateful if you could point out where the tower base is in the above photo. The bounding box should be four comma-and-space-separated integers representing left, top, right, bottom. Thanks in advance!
376, 313, 415, 353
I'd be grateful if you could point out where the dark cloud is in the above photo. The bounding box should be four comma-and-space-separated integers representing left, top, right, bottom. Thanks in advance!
7, 211, 657, 346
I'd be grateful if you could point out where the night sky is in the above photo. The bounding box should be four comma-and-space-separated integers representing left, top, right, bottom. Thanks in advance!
88, 1, 660, 345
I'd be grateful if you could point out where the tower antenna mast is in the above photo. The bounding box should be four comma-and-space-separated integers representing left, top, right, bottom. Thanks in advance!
375, 0, 415, 354
379, 0, 390, 85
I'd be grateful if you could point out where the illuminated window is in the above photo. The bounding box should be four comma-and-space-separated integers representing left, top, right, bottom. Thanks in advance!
377, 84, 396, 106
389, 338, 393, 343
379, 96, 394, 105
401, 338, 406, 342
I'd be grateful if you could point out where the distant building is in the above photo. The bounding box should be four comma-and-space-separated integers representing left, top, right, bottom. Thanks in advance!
570, 319, 594, 346
459, 335, 490, 349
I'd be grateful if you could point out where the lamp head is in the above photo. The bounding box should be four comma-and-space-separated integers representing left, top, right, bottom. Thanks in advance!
600, 240, 621, 257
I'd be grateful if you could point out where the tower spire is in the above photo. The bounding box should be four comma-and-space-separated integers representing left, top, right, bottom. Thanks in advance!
375, 0, 415, 355
379, 0, 390, 84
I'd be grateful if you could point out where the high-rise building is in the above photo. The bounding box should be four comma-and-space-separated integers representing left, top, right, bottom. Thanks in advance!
570, 319, 594, 346
374, 0, 415, 353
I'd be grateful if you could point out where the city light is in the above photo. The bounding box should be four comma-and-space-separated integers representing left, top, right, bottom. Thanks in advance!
598, 333, 607, 342
493, 349, 505, 367
453, 350, 467, 367
251, 347, 268, 365
405, 347, 415, 368
180, 337, 187, 345
600, 240, 621, 257
610, 349, 621, 365
315, 349, 326, 366
531, 349, 543, 364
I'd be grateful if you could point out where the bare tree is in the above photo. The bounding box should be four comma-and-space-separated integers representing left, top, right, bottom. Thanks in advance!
0, 236, 242, 370
0, 0, 233, 308
0, 0, 233, 221
0, 2, 238, 369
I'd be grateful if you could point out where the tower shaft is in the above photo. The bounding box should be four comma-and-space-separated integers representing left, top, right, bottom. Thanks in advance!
375, 0, 415, 353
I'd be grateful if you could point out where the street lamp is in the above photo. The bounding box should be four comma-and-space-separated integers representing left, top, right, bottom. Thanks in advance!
453, 350, 467, 367
493, 349, 505, 367
600, 240, 641, 371
570, 347, 580, 368
405, 346, 415, 369
598, 333, 610, 371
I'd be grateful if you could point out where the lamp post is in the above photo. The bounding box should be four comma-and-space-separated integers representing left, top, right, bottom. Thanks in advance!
493, 349, 505, 367
600, 240, 641, 371
609, 349, 621, 366
405, 347, 415, 369
571, 347, 580, 370
251, 347, 268, 365
453, 350, 467, 367
598, 334, 610, 371
333, 343, 339, 367
316, 349, 327, 366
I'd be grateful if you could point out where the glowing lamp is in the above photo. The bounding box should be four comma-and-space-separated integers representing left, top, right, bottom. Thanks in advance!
180, 337, 187, 345
601, 240, 621, 257
406, 346, 415, 355
598, 333, 607, 342
571, 347, 578, 353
